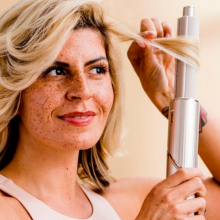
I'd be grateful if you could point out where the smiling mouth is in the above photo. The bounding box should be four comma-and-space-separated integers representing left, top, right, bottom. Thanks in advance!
58, 112, 96, 126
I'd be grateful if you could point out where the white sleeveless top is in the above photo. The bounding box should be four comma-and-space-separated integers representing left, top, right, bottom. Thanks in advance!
0, 174, 121, 220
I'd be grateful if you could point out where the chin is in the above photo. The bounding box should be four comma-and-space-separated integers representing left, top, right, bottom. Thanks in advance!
50, 133, 101, 151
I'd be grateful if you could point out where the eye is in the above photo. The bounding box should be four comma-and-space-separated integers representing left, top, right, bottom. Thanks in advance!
44, 66, 67, 76
89, 66, 108, 75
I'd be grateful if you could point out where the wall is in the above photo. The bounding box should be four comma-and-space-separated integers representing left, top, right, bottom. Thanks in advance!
1, 0, 219, 179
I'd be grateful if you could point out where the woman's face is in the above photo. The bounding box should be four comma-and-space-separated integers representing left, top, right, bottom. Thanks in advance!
19, 28, 114, 150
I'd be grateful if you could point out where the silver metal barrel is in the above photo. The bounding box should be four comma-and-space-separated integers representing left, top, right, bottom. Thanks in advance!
167, 98, 200, 176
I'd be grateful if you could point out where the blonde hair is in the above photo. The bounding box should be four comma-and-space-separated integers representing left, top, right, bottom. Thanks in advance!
0, 0, 199, 192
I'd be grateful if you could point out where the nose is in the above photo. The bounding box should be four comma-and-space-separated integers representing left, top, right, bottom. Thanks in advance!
66, 74, 93, 101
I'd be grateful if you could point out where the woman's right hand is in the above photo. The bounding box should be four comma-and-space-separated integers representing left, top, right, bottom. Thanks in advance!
136, 168, 207, 220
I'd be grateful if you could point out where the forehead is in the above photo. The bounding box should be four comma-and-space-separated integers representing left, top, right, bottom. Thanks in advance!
57, 28, 106, 62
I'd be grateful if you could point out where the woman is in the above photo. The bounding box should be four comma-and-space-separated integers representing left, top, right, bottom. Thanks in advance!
0, 0, 216, 219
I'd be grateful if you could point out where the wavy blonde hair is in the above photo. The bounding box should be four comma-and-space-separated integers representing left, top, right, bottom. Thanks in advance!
0, 0, 199, 192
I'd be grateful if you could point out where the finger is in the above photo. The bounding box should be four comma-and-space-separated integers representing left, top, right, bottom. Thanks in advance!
140, 18, 157, 39
162, 21, 174, 38
179, 177, 206, 199
160, 168, 207, 188
167, 177, 206, 202
171, 197, 206, 217
151, 18, 163, 38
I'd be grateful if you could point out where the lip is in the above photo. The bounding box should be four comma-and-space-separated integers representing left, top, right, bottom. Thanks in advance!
58, 111, 96, 126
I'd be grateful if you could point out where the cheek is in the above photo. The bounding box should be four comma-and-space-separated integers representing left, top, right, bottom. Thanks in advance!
19, 83, 64, 125
94, 79, 114, 115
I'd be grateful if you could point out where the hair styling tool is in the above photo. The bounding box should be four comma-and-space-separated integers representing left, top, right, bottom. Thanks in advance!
166, 6, 200, 215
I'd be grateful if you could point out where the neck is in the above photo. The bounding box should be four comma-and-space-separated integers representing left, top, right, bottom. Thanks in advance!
1, 127, 80, 201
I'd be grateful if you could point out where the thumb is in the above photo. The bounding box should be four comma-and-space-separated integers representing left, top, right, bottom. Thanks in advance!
139, 31, 158, 73
127, 38, 157, 77
140, 39, 157, 71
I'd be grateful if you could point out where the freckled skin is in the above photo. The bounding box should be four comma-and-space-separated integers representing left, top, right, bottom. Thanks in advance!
19, 28, 114, 151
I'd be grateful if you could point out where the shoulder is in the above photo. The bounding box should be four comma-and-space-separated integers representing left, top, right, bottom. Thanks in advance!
204, 177, 220, 220
101, 176, 162, 220
0, 191, 31, 220
0, 191, 20, 220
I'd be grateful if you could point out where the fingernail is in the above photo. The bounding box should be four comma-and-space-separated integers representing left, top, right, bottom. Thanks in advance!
142, 30, 156, 36
165, 33, 171, 38
136, 39, 146, 48
202, 172, 207, 179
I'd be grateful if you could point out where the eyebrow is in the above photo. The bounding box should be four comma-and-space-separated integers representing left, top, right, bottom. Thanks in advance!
53, 56, 108, 68
52, 61, 70, 67
84, 56, 108, 66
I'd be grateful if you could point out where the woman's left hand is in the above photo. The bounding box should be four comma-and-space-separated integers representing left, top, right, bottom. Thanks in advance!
127, 18, 175, 112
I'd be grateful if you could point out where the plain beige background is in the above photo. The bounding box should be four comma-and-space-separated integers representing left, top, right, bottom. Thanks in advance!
1, 0, 220, 179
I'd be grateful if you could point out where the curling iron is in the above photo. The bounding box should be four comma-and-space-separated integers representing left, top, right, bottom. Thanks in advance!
167, 7, 200, 179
